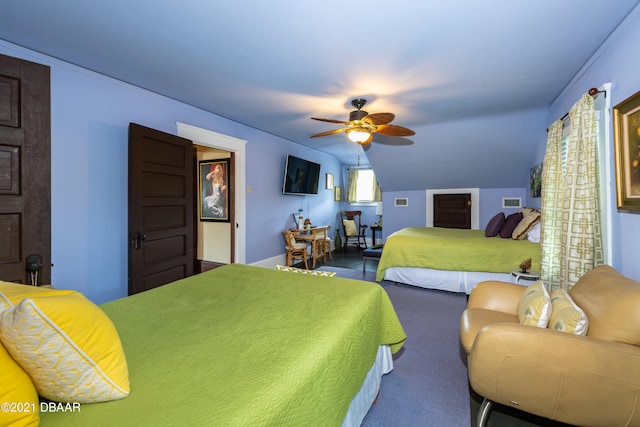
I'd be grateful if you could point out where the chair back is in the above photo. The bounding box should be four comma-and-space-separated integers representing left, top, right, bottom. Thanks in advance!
340, 210, 362, 237
282, 230, 296, 248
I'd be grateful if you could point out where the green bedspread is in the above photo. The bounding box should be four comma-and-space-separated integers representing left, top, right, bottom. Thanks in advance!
376, 227, 540, 281
40, 264, 406, 427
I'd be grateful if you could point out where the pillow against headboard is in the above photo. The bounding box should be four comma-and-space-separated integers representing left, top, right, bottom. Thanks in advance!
485, 212, 505, 237
512, 210, 541, 240
527, 222, 541, 243
500, 212, 523, 238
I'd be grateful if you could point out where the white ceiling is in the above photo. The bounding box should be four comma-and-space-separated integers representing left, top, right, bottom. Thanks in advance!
1, 1, 638, 190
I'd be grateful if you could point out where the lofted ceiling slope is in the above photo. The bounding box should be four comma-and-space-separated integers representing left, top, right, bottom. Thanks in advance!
0, 1, 638, 191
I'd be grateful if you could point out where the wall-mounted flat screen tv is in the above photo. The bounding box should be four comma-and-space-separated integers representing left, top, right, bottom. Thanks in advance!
282, 154, 321, 195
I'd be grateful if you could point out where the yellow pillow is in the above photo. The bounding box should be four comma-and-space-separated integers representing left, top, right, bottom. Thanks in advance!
0, 341, 39, 427
343, 219, 358, 236
0, 280, 71, 311
517, 281, 551, 327
0, 292, 130, 403
549, 289, 589, 335
275, 265, 337, 277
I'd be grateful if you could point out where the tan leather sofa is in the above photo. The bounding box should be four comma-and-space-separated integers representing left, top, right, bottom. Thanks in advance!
460, 265, 640, 427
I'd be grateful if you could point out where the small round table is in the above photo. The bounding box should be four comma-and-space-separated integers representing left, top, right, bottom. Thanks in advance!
511, 269, 540, 284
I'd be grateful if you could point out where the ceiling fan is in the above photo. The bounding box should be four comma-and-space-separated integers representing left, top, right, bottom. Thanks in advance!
310, 98, 415, 146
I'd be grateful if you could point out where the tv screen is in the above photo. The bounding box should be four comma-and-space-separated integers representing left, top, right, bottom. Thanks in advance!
282, 154, 321, 195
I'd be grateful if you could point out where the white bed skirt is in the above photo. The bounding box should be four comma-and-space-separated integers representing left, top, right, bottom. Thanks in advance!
341, 345, 393, 427
383, 267, 513, 294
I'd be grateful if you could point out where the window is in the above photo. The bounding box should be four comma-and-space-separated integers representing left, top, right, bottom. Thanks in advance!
346, 168, 381, 203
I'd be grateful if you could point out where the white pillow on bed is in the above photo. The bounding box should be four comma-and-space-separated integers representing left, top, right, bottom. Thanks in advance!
527, 222, 541, 243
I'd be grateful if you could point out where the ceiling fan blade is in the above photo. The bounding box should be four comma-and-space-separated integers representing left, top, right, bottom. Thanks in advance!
375, 124, 415, 137
363, 112, 395, 125
310, 128, 348, 138
311, 117, 350, 125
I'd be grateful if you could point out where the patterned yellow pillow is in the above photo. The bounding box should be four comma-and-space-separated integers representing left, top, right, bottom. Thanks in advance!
275, 265, 337, 277
0, 292, 130, 403
517, 281, 551, 327
549, 289, 589, 335
0, 341, 39, 427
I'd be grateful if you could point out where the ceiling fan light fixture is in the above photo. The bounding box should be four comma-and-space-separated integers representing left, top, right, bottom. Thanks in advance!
347, 128, 372, 144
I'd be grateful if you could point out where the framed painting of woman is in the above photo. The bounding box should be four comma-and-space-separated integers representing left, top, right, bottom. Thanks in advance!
199, 159, 230, 221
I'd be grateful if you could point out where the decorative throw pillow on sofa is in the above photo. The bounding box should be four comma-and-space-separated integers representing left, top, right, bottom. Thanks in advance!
517, 280, 551, 327
500, 212, 523, 238
549, 289, 589, 335
484, 212, 505, 237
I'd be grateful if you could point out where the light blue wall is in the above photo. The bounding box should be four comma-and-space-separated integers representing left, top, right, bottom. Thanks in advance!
0, 40, 343, 304
382, 188, 530, 239
533, 6, 640, 280
479, 188, 531, 227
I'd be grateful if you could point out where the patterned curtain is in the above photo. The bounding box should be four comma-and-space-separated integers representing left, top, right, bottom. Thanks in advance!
540, 120, 563, 289
346, 168, 358, 202
372, 178, 382, 202
540, 93, 603, 291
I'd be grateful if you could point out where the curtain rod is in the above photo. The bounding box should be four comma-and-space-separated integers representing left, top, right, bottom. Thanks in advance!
558, 87, 604, 122
548, 87, 605, 131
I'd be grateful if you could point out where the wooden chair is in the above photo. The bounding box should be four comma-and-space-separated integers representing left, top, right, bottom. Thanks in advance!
340, 210, 368, 249
282, 230, 308, 269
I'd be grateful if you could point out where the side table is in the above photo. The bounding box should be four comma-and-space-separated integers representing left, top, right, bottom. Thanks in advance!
370, 225, 382, 246
511, 269, 540, 284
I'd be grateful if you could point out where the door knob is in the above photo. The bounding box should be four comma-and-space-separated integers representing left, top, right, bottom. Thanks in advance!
131, 231, 146, 250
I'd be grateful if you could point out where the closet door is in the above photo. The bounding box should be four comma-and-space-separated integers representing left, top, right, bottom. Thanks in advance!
433, 193, 471, 229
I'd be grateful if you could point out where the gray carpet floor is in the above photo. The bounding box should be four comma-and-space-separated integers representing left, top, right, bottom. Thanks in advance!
318, 266, 470, 426
317, 265, 569, 427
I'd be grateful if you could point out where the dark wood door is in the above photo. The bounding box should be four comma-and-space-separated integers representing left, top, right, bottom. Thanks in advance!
128, 123, 194, 295
0, 54, 51, 284
433, 193, 471, 229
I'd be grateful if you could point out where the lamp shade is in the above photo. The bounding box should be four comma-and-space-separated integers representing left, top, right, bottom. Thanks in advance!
346, 128, 373, 145
375, 202, 383, 216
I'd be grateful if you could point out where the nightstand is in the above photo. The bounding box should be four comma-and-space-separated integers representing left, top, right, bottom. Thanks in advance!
511, 269, 540, 284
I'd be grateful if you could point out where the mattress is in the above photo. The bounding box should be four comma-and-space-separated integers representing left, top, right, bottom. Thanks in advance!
39, 264, 406, 426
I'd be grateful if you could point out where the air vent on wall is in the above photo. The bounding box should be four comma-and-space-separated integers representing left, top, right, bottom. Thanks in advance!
502, 198, 522, 208
394, 198, 409, 207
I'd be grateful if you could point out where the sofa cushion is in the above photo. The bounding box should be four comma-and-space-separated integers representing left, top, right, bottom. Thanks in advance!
517, 281, 551, 327
549, 289, 589, 335
569, 265, 640, 345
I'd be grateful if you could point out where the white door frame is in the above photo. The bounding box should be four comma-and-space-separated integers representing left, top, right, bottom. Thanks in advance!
177, 122, 247, 264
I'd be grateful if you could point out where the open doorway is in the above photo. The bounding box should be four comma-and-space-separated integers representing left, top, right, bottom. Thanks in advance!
177, 122, 247, 264
195, 145, 232, 269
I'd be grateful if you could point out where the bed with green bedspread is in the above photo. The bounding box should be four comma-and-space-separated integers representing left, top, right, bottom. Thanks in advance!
40, 264, 406, 427
376, 227, 540, 282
